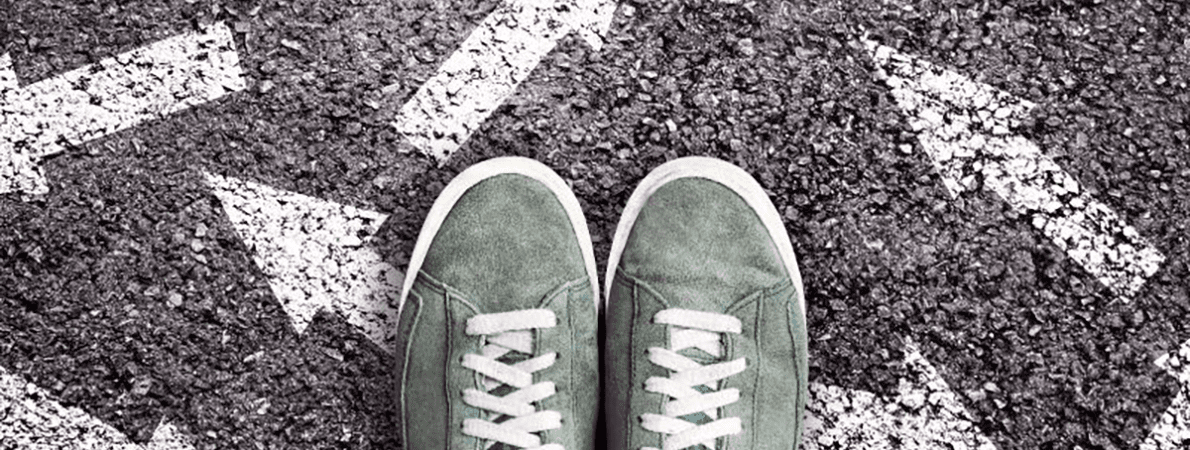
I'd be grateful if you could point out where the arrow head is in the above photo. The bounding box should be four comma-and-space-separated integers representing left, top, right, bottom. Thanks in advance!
867, 39, 1165, 300
1, 25, 245, 200
864, 38, 1035, 127
205, 173, 403, 351
863, 38, 1036, 199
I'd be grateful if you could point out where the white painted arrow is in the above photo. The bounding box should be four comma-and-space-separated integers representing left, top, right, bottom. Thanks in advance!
0, 365, 193, 450
1140, 339, 1190, 449
804, 338, 997, 450
393, 0, 617, 161
204, 173, 404, 354
865, 40, 1164, 300
0, 23, 246, 198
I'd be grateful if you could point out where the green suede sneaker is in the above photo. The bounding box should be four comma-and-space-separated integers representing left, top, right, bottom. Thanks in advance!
394, 157, 600, 450
603, 157, 808, 450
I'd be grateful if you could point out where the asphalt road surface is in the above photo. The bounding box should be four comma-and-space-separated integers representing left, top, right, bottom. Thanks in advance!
2, 0, 1189, 449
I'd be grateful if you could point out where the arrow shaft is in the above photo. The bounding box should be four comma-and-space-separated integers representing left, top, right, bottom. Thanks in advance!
1, 23, 244, 156
922, 122, 1165, 298
977, 136, 1165, 295
393, 1, 570, 161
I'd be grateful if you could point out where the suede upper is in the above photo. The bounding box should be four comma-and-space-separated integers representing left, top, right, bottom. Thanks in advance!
420, 174, 586, 311
618, 178, 789, 312
605, 177, 807, 450
393, 174, 598, 450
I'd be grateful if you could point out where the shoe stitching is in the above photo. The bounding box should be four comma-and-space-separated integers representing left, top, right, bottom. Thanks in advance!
785, 288, 804, 448
626, 277, 638, 450
751, 293, 762, 450
445, 288, 456, 444
399, 290, 424, 445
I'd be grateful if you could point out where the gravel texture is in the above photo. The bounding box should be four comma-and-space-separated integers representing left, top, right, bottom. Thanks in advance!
2, 0, 1190, 449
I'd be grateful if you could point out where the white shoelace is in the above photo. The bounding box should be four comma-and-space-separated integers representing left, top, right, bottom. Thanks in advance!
462, 309, 564, 450
641, 308, 746, 450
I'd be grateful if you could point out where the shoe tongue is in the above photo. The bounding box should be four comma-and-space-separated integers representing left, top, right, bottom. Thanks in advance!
677, 346, 719, 365
677, 384, 718, 434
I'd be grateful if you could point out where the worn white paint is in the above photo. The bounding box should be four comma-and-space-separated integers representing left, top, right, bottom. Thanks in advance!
0, 53, 16, 90
204, 173, 403, 354
0, 365, 192, 450
804, 338, 997, 450
0, 23, 246, 197
1140, 339, 1190, 450
392, 0, 616, 161
865, 40, 1164, 300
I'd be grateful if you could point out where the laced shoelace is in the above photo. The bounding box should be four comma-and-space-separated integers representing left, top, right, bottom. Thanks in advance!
641, 308, 746, 450
462, 309, 564, 450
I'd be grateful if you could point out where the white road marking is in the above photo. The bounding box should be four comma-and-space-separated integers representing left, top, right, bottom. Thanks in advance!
204, 173, 404, 354
0, 23, 246, 198
392, 0, 616, 161
865, 40, 1165, 300
1141, 339, 1190, 449
0, 53, 16, 90
804, 338, 997, 450
0, 365, 192, 450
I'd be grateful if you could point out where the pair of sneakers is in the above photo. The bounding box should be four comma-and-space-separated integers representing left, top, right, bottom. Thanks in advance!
393, 156, 808, 450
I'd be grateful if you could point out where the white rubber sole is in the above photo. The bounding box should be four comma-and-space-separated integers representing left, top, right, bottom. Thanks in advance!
604, 156, 806, 316
397, 157, 600, 319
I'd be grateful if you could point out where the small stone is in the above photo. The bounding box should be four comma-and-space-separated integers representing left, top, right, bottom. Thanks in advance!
323, 347, 344, 362
131, 377, 153, 396
195, 223, 208, 237
900, 391, 926, 409
243, 351, 264, 363
281, 39, 304, 52
167, 293, 183, 308
966, 389, 987, 401
738, 38, 756, 57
